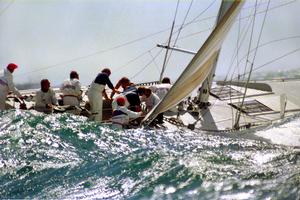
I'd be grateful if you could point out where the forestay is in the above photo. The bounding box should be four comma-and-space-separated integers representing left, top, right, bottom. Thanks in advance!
142, 0, 244, 125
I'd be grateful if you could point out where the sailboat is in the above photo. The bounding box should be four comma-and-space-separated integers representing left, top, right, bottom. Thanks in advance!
136, 0, 300, 146
4, 0, 300, 146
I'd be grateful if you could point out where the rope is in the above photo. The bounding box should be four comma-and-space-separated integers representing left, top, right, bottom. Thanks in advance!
221, 1, 298, 84
162, 0, 194, 78
235, 0, 270, 129
233, 47, 300, 80
0, 0, 14, 17
180, 0, 217, 29
130, 48, 164, 80
13, 0, 295, 79
113, 46, 156, 74
164, 114, 266, 133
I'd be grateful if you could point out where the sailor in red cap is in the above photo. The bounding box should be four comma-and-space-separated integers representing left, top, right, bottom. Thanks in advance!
111, 96, 143, 128
0, 63, 23, 110
35, 79, 58, 114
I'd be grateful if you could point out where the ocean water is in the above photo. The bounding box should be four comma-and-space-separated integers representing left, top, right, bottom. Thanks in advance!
0, 110, 299, 200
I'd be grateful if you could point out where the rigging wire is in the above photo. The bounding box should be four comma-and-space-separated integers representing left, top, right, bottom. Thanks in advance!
246, 0, 270, 72
240, 0, 296, 21
231, 36, 300, 79
180, 0, 217, 29
0, 0, 14, 17
234, 0, 260, 129
16, 30, 168, 76
176, 27, 213, 41
222, 0, 287, 83
157, 0, 296, 83
133, 0, 216, 82
18, 0, 217, 78
211, 36, 300, 122
160, 0, 218, 75
130, 48, 164, 80
159, 0, 179, 82
148, 51, 162, 74
123, 0, 298, 83
166, 0, 300, 128
234, 47, 300, 80
230, 9, 243, 127
234, 0, 270, 129
116, 35, 300, 81
239, 0, 265, 126
187, 0, 298, 129
113, 46, 157, 74
228, 8, 256, 82
162, 0, 194, 77
15, 0, 297, 77
211, 1, 258, 127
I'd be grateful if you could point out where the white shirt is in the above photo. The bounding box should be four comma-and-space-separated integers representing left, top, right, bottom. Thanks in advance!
140, 92, 160, 111
0, 68, 21, 97
149, 83, 172, 100
60, 78, 81, 97
35, 89, 57, 109
112, 105, 142, 126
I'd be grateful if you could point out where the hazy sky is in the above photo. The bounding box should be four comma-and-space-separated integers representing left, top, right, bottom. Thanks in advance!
0, 0, 299, 87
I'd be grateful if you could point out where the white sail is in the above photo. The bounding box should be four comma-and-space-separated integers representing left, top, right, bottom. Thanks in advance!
143, 0, 244, 124
198, 0, 237, 104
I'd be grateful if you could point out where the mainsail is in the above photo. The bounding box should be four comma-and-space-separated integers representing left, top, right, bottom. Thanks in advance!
198, 0, 237, 104
142, 0, 244, 125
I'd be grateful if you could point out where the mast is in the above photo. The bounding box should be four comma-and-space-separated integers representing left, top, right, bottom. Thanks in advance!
159, 21, 175, 82
197, 1, 236, 107
159, 0, 179, 82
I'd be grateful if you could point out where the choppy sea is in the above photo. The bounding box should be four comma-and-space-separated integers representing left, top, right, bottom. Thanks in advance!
0, 110, 299, 200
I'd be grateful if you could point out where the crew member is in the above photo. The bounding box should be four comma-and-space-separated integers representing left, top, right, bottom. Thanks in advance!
149, 77, 172, 99
111, 96, 143, 128
111, 77, 141, 112
35, 79, 58, 114
137, 86, 160, 112
88, 68, 118, 122
0, 63, 23, 110
149, 77, 172, 123
60, 71, 82, 106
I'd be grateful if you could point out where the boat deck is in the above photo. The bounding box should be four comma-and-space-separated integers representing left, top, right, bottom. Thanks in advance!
5, 80, 300, 147
161, 81, 300, 147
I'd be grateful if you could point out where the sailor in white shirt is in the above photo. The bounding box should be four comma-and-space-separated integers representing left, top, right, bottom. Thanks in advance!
149, 77, 172, 100
0, 63, 23, 110
60, 71, 82, 106
148, 77, 172, 124
35, 79, 58, 114
137, 86, 160, 112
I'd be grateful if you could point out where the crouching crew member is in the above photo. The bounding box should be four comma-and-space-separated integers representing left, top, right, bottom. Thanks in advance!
111, 77, 141, 112
112, 96, 143, 128
35, 79, 58, 114
60, 70, 82, 106
0, 63, 23, 110
137, 86, 160, 112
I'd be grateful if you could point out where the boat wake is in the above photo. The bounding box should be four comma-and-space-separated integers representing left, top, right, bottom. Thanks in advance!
254, 113, 300, 147
0, 110, 299, 199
